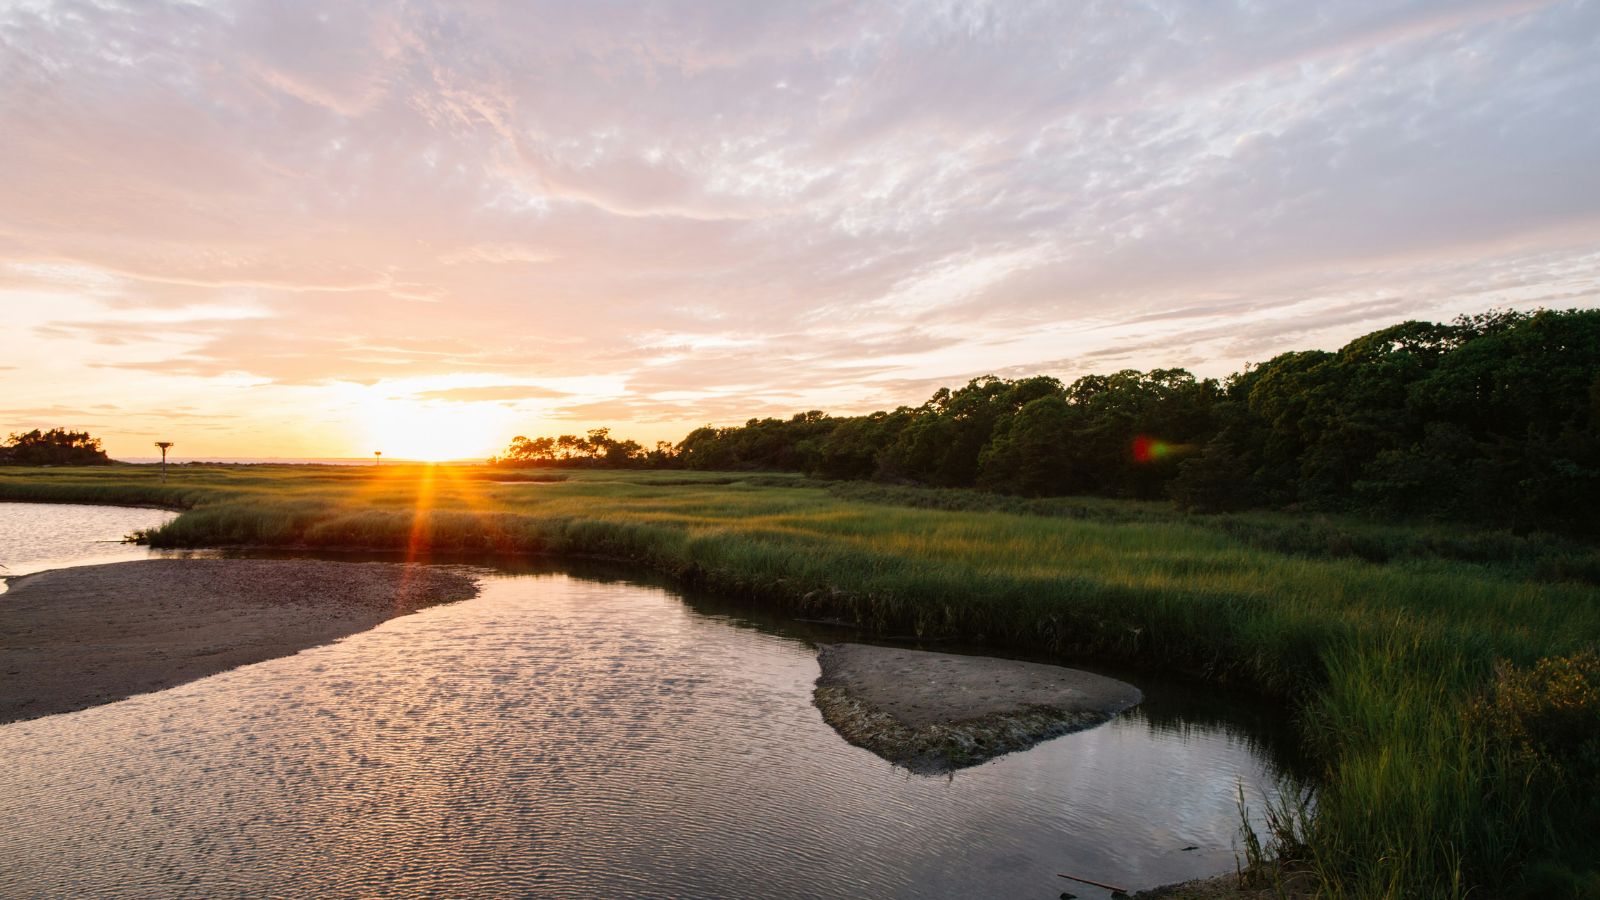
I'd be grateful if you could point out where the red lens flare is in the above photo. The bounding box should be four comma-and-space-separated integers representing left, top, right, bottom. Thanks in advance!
1132, 435, 1171, 463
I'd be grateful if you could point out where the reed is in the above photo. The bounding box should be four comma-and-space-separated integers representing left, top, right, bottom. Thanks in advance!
3, 463, 1595, 897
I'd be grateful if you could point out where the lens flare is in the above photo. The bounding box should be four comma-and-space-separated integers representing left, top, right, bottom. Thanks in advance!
1132, 435, 1194, 463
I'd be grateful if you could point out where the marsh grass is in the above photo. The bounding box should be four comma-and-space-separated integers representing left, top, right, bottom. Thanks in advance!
2, 463, 1596, 897
829, 481, 1600, 585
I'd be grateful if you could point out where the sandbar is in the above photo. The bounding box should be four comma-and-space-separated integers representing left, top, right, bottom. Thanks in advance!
814, 642, 1142, 773
0, 558, 479, 724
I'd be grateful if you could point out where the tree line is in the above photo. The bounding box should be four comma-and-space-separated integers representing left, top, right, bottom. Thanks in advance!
0, 429, 111, 465
494, 428, 677, 467
499, 308, 1600, 533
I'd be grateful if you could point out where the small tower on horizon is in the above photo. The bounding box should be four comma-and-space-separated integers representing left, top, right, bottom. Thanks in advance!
155, 441, 174, 481
374, 450, 382, 467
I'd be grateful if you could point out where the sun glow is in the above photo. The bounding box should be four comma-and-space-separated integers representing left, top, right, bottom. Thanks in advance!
352, 394, 516, 462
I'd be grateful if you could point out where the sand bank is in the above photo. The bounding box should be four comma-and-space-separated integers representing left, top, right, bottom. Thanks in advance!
813, 642, 1142, 774
0, 558, 479, 724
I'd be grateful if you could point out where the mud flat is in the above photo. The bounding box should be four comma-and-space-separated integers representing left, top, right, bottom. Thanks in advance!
813, 642, 1142, 774
0, 558, 479, 724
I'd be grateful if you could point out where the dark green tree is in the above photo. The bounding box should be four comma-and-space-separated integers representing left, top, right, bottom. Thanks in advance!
977, 394, 1076, 496
1, 428, 111, 466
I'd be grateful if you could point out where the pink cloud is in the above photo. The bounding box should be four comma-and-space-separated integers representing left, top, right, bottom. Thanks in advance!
1, 0, 1597, 454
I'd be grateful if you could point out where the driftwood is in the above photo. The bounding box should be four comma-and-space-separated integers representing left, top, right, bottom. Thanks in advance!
1058, 871, 1131, 894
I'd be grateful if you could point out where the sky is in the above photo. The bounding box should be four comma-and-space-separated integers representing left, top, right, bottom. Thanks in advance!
2, 0, 1598, 461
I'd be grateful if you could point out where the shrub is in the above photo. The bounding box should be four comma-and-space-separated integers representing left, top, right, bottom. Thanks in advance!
1475, 650, 1600, 786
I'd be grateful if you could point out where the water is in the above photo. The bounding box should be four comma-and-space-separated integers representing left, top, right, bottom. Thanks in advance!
0, 507, 1306, 899
0, 501, 179, 584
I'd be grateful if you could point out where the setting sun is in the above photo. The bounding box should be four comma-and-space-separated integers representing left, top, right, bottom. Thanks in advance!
353, 394, 515, 462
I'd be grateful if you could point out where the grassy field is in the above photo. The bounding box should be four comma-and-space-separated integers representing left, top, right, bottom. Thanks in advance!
3, 463, 1597, 898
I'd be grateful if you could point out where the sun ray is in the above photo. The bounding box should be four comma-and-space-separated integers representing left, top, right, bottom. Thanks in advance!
433, 464, 513, 553
387, 463, 440, 607
405, 464, 438, 562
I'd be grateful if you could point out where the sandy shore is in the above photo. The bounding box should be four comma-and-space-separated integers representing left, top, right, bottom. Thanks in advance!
0, 558, 479, 724
813, 642, 1142, 773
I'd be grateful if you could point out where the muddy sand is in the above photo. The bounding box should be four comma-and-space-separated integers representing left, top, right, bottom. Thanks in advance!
814, 642, 1142, 774
0, 558, 479, 724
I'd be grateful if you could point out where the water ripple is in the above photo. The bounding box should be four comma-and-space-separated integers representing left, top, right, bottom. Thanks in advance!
0, 572, 1294, 899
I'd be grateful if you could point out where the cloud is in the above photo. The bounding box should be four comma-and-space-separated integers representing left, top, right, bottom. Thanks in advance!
1, 0, 1597, 454
412, 385, 570, 403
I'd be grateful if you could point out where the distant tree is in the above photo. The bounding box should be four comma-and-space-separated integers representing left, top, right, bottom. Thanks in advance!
1405, 309, 1600, 530
977, 395, 1075, 496
1, 428, 111, 466
675, 412, 837, 470
488, 308, 1600, 533
504, 435, 557, 462
1169, 436, 1258, 512
810, 409, 914, 479
675, 426, 731, 469
495, 428, 653, 468
646, 441, 678, 466
880, 376, 1063, 487
1059, 368, 1219, 498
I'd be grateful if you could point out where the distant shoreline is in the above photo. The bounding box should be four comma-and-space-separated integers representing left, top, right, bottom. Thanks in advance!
110, 457, 487, 466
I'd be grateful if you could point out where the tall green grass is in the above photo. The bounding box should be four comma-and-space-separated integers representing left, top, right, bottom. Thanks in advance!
829, 481, 1600, 584
3, 463, 1597, 897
